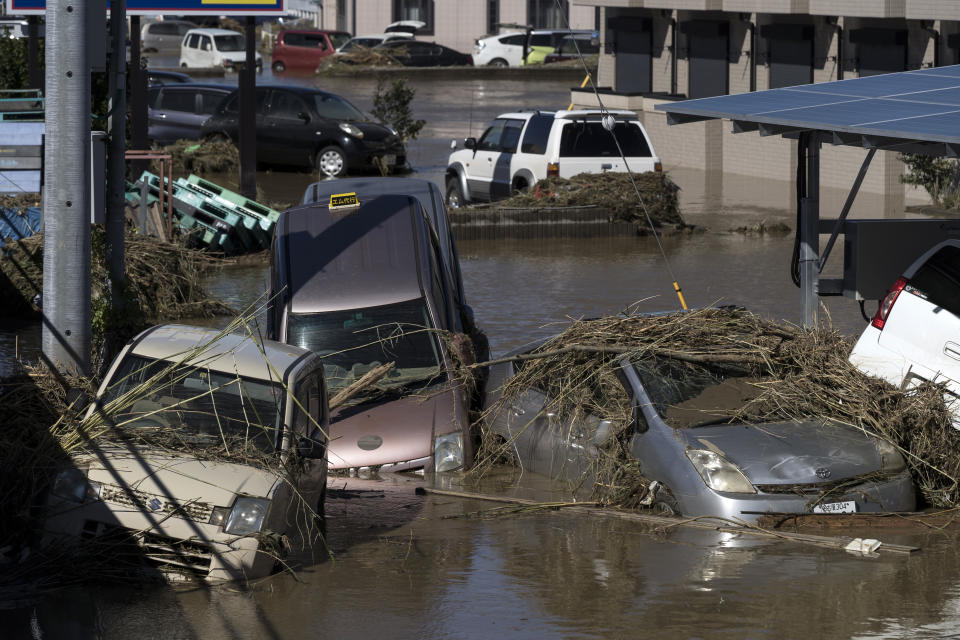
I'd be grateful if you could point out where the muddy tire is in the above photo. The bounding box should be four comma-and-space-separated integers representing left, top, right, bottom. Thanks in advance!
316, 146, 347, 177
652, 485, 680, 517
489, 58, 508, 67
272, 60, 286, 73
512, 177, 529, 195
446, 176, 464, 209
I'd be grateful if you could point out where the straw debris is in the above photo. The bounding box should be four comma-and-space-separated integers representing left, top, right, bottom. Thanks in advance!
318, 46, 405, 71
155, 138, 240, 178
0, 226, 232, 321
486, 172, 683, 227
475, 308, 958, 509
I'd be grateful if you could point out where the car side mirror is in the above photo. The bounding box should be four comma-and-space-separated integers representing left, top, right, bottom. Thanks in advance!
298, 111, 311, 123
464, 137, 477, 151
296, 434, 326, 459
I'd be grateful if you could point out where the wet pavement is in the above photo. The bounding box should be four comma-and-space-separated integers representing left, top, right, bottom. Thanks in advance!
6, 72, 960, 638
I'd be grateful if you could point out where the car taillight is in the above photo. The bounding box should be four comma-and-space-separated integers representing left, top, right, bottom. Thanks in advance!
872, 277, 907, 330
655, 162, 662, 172
547, 162, 559, 177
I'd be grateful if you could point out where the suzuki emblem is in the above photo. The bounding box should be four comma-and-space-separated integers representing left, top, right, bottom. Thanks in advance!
815, 467, 831, 479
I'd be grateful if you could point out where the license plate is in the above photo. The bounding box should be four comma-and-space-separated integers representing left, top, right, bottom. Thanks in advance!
813, 500, 857, 514
384, 154, 396, 165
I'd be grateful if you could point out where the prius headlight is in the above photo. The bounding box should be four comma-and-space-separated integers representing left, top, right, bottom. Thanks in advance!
875, 438, 906, 474
686, 449, 756, 494
224, 497, 270, 535
52, 468, 102, 503
434, 432, 464, 473
339, 122, 364, 139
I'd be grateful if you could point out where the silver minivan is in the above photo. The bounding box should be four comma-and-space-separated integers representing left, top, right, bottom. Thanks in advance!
269, 185, 479, 474
141, 20, 196, 53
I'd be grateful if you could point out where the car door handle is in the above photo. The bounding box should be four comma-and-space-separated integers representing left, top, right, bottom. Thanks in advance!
945, 342, 960, 361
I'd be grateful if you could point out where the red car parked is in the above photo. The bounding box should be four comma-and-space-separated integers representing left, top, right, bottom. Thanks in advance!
271, 29, 351, 73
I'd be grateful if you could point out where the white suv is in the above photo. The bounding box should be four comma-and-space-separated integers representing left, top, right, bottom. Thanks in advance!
445, 109, 661, 207
850, 240, 960, 416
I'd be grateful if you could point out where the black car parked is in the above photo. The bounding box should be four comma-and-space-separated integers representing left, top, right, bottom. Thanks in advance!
374, 40, 472, 67
147, 83, 233, 144
146, 69, 193, 86
200, 85, 406, 176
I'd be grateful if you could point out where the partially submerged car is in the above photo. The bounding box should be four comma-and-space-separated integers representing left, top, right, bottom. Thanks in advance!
850, 240, 960, 417
269, 188, 477, 474
44, 325, 329, 582
484, 340, 915, 521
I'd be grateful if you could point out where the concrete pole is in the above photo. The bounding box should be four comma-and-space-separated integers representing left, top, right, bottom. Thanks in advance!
106, 0, 127, 314
800, 132, 820, 328
42, 0, 91, 375
239, 17, 257, 199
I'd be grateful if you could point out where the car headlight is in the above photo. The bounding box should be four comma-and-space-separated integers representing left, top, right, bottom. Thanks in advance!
52, 468, 102, 503
224, 497, 270, 535
434, 432, 464, 473
686, 449, 756, 494
385, 125, 398, 137
875, 438, 906, 474
339, 122, 364, 139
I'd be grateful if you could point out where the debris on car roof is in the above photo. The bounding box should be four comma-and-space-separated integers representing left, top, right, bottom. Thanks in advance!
474, 307, 960, 509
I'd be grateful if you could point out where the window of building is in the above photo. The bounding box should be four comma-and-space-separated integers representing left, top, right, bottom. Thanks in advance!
487, 0, 499, 36
528, 0, 567, 29
393, 0, 434, 36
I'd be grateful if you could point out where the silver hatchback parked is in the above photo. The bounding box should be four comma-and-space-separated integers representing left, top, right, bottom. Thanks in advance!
484, 341, 916, 521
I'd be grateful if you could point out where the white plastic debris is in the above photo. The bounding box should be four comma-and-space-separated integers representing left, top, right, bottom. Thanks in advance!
844, 538, 882, 554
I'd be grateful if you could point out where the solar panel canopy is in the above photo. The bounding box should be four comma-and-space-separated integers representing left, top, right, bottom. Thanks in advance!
655, 65, 960, 152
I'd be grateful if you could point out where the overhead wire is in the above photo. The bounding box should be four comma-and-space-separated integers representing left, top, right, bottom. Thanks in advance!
551, 1, 688, 311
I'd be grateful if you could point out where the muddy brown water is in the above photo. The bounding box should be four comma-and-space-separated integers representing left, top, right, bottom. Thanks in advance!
7, 75, 960, 638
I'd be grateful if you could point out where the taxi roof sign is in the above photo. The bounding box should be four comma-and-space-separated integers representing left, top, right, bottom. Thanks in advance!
329, 192, 360, 211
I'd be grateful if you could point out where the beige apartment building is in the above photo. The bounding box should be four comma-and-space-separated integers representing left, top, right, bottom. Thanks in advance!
571, 0, 960, 207
316, 0, 599, 53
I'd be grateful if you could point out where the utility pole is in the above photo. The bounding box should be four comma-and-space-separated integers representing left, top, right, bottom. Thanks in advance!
239, 16, 257, 199
42, 0, 91, 375
106, 0, 127, 325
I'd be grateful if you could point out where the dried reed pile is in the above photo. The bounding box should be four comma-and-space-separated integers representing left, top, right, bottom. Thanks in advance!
476, 308, 958, 508
0, 193, 40, 211
488, 171, 683, 227
317, 46, 405, 71
156, 138, 240, 178
0, 227, 231, 320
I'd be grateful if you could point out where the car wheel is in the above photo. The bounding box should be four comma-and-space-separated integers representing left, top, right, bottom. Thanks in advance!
272, 60, 286, 73
489, 58, 508, 67
651, 485, 680, 517
446, 176, 464, 209
256, 61, 263, 74
512, 178, 529, 195
316, 146, 347, 177
180, 63, 188, 69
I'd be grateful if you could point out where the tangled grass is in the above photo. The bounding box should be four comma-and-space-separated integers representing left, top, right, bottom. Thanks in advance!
475, 308, 959, 509
486, 171, 683, 227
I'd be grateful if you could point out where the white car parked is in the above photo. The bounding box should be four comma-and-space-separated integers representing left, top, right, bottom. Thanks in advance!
179, 28, 262, 72
445, 109, 661, 207
850, 239, 960, 414
472, 32, 527, 67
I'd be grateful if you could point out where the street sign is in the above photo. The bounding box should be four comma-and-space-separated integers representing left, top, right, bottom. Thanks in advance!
5, 0, 285, 16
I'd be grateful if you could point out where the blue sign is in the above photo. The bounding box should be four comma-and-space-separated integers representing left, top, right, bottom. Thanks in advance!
6, 0, 285, 16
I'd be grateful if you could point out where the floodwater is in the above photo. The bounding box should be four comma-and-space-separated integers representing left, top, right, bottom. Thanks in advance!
9, 73, 960, 638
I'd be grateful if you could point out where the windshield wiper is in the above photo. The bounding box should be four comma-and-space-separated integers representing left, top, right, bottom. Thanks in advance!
688, 416, 739, 428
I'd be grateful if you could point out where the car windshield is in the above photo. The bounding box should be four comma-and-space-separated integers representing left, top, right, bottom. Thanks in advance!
286, 298, 443, 393
313, 93, 365, 120
329, 33, 351, 49
631, 355, 759, 429
101, 354, 285, 453
214, 34, 245, 52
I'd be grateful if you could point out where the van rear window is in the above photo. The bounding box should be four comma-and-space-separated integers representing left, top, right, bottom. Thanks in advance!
520, 114, 553, 154
909, 245, 960, 317
559, 121, 652, 158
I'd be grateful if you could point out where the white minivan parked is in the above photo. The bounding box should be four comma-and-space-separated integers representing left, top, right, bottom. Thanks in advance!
180, 28, 262, 72
850, 240, 960, 416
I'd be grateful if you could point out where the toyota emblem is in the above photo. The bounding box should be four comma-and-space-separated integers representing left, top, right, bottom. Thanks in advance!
815, 467, 831, 479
